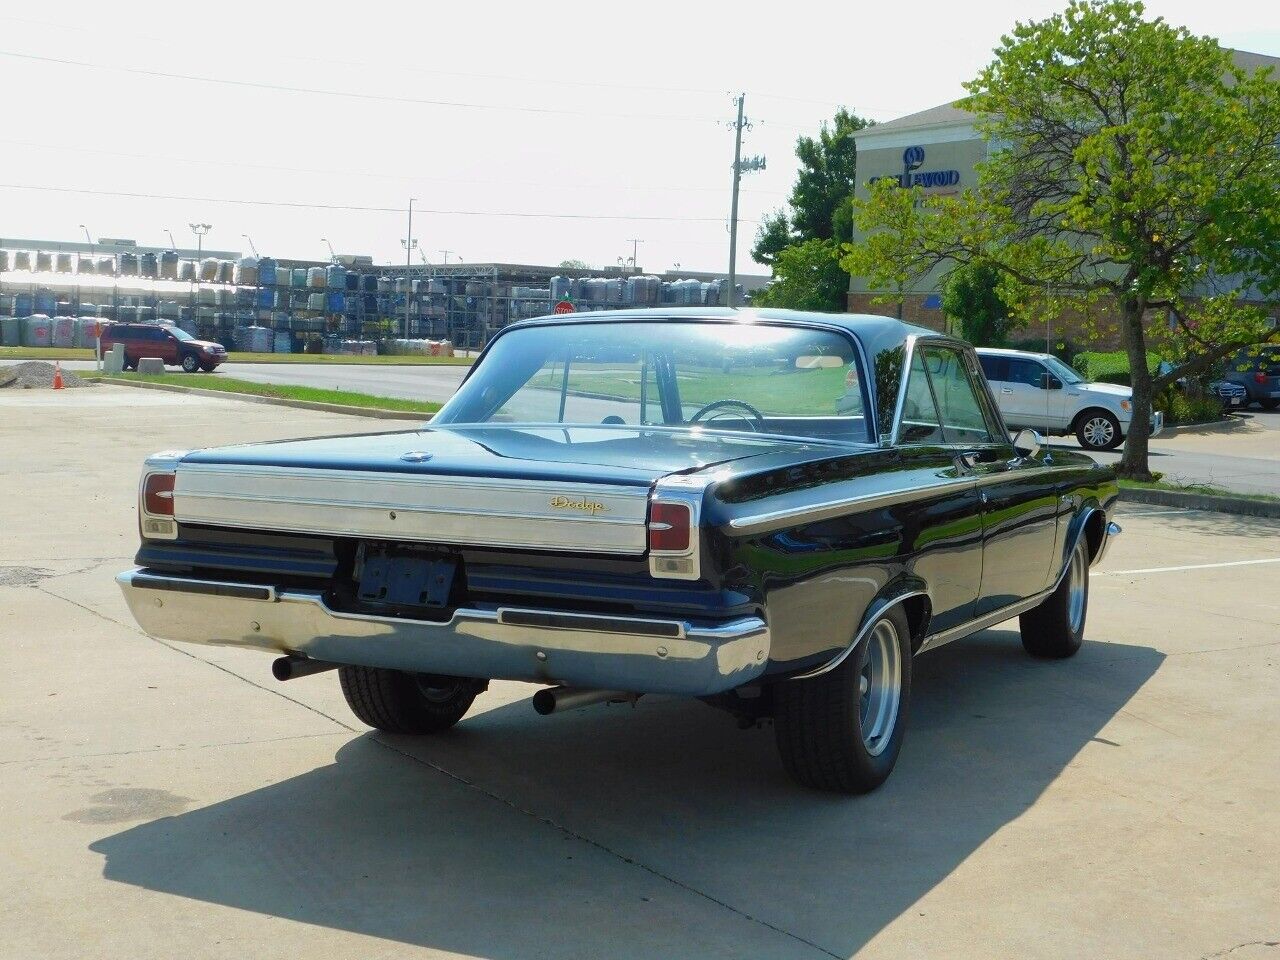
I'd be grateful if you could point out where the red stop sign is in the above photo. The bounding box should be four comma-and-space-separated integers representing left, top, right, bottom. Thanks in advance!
553, 300, 575, 314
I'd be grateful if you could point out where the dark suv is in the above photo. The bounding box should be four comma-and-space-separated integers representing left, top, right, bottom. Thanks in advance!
101, 323, 226, 373
1223, 345, 1280, 410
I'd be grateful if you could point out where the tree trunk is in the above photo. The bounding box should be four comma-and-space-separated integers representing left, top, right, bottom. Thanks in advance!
1117, 297, 1154, 481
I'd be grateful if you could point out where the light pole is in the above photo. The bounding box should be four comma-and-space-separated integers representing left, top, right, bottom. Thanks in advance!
439, 250, 453, 265
189, 223, 211, 259
164, 229, 177, 251
321, 238, 336, 261
241, 234, 258, 257
624, 238, 642, 272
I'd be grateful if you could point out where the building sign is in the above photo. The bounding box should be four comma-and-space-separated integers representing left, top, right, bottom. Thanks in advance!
871, 146, 961, 189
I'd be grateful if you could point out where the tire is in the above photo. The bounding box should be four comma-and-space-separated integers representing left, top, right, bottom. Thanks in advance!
199, 362, 215, 373
338, 666, 483, 734
122, 354, 136, 372
1020, 538, 1089, 659
1075, 409, 1123, 450
181, 354, 199, 373
774, 605, 912, 794
1260, 399, 1280, 411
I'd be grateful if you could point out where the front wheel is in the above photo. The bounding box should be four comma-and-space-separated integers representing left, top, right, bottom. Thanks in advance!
774, 605, 912, 794
339, 666, 484, 733
121, 354, 136, 372
1020, 538, 1089, 658
1075, 410, 1123, 450
181, 354, 199, 373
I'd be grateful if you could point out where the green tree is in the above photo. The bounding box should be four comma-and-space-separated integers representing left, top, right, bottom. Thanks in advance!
751, 239, 847, 312
941, 262, 1015, 346
751, 210, 792, 267
557, 259, 590, 270
842, 0, 1280, 479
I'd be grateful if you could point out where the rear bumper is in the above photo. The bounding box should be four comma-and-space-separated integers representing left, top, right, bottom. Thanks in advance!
1094, 521, 1121, 566
116, 569, 769, 696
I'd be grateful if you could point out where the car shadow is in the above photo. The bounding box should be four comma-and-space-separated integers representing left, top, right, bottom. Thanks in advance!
91, 632, 1162, 959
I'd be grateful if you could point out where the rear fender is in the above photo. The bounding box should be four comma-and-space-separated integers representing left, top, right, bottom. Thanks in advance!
787, 577, 931, 681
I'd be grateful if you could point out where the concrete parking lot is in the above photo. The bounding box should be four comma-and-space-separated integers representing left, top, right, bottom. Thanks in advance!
3, 385, 1279, 960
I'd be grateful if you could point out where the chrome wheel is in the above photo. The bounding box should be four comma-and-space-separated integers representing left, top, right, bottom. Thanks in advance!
859, 619, 903, 757
1081, 416, 1115, 448
1067, 542, 1088, 634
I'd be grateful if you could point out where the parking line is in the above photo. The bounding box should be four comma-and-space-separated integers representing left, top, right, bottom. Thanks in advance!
1098, 557, 1280, 576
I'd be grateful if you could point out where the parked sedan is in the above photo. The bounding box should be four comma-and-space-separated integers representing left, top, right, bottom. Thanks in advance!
117, 310, 1120, 794
977, 347, 1163, 451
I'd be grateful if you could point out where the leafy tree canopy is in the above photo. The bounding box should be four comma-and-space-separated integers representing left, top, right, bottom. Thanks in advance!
842, 0, 1280, 478
751, 239, 847, 312
941, 262, 1015, 346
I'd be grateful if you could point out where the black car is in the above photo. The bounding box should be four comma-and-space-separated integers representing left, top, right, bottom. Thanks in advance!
116, 309, 1120, 794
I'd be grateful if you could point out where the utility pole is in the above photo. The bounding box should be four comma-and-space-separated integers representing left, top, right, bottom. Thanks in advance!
404, 198, 416, 338
439, 249, 453, 265
625, 239, 642, 273
725, 94, 765, 308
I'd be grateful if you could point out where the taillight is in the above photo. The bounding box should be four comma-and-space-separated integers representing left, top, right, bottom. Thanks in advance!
143, 473, 175, 516
1256, 372, 1268, 384
649, 501, 691, 552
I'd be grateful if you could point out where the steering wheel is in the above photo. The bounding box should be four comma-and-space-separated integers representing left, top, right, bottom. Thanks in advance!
688, 399, 766, 432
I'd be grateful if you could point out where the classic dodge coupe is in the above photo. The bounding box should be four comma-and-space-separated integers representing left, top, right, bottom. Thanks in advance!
118, 309, 1120, 793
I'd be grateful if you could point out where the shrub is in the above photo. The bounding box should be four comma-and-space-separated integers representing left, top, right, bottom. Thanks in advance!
1152, 389, 1221, 425
1072, 350, 1160, 385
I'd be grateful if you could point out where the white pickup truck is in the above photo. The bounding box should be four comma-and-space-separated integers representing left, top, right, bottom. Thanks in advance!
976, 348, 1163, 451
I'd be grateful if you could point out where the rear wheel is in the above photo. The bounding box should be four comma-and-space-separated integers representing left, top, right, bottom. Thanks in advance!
1020, 538, 1089, 658
121, 354, 136, 371
1075, 410, 1123, 450
338, 666, 484, 733
774, 605, 912, 794
181, 354, 199, 373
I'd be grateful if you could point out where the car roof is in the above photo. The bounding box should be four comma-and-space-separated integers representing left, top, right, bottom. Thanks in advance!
510, 307, 941, 359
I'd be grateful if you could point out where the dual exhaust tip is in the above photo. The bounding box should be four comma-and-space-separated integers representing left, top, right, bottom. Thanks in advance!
272, 655, 635, 716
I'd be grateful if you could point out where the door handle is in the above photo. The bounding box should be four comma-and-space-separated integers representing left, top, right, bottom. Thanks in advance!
1001, 388, 1013, 394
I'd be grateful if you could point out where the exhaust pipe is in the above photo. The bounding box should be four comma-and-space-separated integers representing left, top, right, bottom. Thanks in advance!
532, 686, 636, 716
272, 655, 339, 681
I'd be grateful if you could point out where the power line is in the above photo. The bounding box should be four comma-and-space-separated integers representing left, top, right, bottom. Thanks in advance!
0, 137, 786, 197
0, 182, 756, 223
0, 50, 724, 124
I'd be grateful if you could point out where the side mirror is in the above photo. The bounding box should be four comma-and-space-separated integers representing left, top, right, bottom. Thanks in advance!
1040, 373, 1063, 390
1012, 428, 1042, 458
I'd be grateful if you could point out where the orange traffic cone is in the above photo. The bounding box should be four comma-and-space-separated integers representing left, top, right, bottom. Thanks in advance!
53, 361, 64, 390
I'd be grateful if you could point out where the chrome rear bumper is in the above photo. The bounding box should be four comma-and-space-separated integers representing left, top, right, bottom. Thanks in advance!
116, 569, 769, 696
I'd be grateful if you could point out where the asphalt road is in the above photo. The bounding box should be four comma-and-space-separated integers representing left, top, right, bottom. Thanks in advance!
3, 386, 1278, 960
45, 359, 1280, 495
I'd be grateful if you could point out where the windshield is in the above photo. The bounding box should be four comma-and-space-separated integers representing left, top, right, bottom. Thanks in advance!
434, 320, 873, 444
1043, 355, 1084, 384
168, 326, 194, 342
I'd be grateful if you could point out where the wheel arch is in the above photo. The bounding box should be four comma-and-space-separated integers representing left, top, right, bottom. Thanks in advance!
1071, 404, 1124, 433
788, 578, 931, 681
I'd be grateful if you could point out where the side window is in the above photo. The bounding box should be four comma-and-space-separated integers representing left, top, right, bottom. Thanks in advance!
921, 346, 997, 444
1007, 358, 1046, 387
897, 350, 946, 444
978, 354, 1006, 382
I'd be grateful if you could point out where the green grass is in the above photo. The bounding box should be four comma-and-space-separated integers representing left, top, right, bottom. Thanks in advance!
1119, 478, 1280, 504
0, 346, 471, 365
83, 371, 440, 415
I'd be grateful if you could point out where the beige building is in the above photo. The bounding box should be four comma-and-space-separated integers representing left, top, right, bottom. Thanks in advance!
847, 49, 1280, 341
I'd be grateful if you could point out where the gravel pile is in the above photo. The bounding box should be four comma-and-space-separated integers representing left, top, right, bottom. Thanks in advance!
0, 361, 93, 389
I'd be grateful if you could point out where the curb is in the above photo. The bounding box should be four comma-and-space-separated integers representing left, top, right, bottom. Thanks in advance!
1119, 486, 1280, 518
1158, 416, 1247, 437
97, 378, 433, 421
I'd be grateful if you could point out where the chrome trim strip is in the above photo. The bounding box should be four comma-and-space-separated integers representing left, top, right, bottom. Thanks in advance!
788, 590, 929, 681
726, 477, 971, 535
116, 569, 769, 696
917, 589, 1052, 653
884, 333, 919, 446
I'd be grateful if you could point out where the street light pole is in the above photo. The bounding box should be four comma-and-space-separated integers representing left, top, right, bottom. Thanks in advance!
241, 234, 258, 257
321, 238, 336, 261
164, 229, 177, 251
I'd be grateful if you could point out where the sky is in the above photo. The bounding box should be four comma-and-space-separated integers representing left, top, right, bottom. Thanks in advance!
1, 1, 1278, 275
